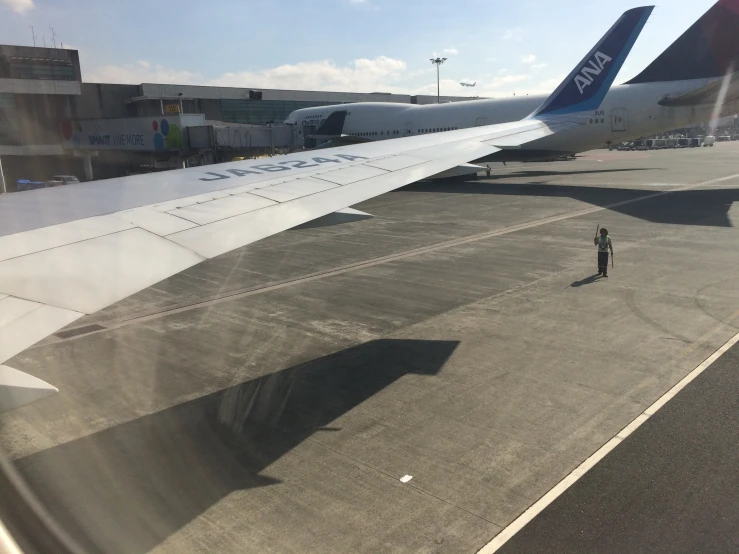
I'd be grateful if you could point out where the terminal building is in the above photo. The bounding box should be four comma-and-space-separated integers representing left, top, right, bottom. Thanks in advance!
0, 43, 475, 192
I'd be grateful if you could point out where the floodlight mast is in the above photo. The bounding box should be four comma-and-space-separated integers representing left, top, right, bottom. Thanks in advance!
430, 57, 447, 103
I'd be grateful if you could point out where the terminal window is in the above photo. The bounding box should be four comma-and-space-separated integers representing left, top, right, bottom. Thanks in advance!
0, 56, 76, 81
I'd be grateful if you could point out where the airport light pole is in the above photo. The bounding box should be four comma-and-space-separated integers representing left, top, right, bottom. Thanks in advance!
430, 57, 447, 103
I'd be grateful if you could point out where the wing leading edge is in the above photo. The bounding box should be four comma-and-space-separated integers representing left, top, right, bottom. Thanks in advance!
0, 7, 653, 412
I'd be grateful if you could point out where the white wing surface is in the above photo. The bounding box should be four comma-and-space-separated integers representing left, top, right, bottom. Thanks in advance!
0, 120, 556, 360
0, 6, 654, 411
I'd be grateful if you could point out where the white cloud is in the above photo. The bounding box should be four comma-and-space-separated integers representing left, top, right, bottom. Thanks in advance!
86, 56, 413, 94
521, 54, 537, 64
346, 0, 377, 9
212, 57, 408, 92
82, 55, 563, 100
443, 47, 458, 55
502, 27, 524, 42
531, 63, 548, 70
413, 73, 546, 99
0, 0, 34, 14
85, 61, 203, 85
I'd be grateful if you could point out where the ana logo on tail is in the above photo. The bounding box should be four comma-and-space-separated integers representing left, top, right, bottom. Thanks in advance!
575, 51, 613, 94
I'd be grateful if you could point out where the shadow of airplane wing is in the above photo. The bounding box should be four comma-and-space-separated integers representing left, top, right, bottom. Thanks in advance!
402, 170, 739, 228
6, 339, 459, 554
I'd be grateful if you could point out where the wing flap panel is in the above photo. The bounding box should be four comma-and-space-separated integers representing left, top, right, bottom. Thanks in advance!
0, 215, 135, 263
313, 165, 389, 185
0, 297, 40, 327
151, 190, 234, 213
117, 207, 198, 235
167, 194, 277, 225
0, 228, 204, 314
364, 154, 427, 172
250, 178, 340, 202
0, 303, 83, 364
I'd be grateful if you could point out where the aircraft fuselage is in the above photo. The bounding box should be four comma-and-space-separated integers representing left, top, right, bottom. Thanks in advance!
285, 79, 739, 159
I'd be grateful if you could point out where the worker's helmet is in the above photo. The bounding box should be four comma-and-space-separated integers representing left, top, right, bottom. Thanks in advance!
600, 228, 608, 235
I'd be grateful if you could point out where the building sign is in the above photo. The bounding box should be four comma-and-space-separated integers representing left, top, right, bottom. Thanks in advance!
165, 104, 181, 114
60, 115, 204, 152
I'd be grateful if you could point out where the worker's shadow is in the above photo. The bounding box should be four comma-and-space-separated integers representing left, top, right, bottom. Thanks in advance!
569, 274, 603, 288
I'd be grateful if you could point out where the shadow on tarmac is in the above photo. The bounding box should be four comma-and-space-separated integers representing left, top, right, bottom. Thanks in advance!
403, 170, 739, 228
569, 274, 603, 288
489, 168, 658, 179
12, 339, 459, 553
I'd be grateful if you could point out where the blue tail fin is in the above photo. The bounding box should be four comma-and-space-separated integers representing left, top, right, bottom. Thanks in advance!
532, 6, 654, 117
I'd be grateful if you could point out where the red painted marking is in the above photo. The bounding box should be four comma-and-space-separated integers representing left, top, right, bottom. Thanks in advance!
719, 0, 739, 15
703, 1, 739, 71
61, 120, 73, 140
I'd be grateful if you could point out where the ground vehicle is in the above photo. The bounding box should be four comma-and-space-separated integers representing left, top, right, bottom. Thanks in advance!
677, 138, 690, 147
703, 136, 716, 147
15, 179, 46, 191
46, 175, 81, 187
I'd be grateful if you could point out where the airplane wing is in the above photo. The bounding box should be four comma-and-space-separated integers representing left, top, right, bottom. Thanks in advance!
658, 70, 739, 107
0, 6, 653, 413
312, 135, 374, 149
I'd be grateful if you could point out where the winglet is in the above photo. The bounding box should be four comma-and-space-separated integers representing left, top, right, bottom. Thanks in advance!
0, 365, 58, 414
531, 6, 654, 117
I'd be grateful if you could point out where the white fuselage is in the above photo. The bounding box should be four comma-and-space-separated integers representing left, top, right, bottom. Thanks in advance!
285, 79, 739, 157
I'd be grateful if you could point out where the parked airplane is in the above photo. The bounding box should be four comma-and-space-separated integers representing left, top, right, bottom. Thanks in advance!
285, 0, 739, 161
0, 8, 655, 414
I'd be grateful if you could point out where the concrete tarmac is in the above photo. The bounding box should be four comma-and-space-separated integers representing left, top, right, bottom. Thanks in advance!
496, 338, 739, 554
2, 143, 739, 553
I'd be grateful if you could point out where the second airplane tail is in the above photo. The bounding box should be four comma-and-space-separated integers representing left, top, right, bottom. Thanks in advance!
627, 0, 739, 84
531, 6, 654, 117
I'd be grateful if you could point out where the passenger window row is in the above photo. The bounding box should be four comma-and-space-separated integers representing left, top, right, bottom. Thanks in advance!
347, 127, 459, 137
419, 127, 458, 133
349, 130, 403, 137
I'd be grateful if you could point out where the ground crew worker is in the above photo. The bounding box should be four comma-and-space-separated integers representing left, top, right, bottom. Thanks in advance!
595, 228, 614, 277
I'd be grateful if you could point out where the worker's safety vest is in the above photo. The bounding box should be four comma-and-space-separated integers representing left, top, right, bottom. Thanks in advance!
598, 236, 610, 252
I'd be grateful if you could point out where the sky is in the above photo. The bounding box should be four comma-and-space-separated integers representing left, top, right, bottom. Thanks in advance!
0, 0, 719, 99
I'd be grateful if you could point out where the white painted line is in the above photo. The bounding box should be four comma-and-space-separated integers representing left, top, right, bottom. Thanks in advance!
645, 330, 739, 416
616, 413, 649, 440
400, 475, 413, 483
478, 327, 739, 553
